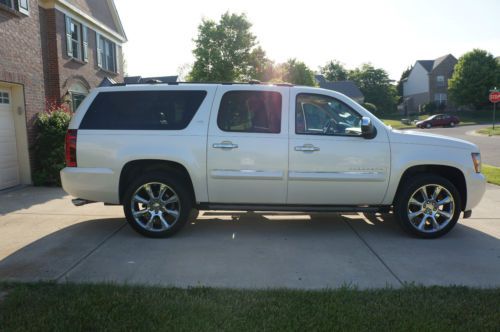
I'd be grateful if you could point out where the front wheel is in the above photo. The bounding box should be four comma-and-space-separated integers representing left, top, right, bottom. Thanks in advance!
450, 122, 456, 127
123, 172, 193, 238
426, 123, 432, 129
394, 174, 461, 238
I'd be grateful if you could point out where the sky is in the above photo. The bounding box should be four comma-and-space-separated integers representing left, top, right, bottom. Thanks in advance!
114, 0, 500, 81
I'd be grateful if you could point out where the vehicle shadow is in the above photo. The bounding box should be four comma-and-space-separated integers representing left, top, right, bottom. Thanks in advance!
0, 211, 498, 287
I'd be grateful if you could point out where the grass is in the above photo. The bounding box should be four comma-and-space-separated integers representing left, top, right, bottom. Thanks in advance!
1, 283, 500, 331
483, 164, 500, 186
477, 126, 500, 136
380, 109, 494, 129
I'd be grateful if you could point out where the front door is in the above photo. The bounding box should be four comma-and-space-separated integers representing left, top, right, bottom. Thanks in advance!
287, 89, 390, 205
207, 86, 289, 204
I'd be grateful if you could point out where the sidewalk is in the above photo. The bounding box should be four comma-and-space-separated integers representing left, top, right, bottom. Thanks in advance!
0, 186, 499, 288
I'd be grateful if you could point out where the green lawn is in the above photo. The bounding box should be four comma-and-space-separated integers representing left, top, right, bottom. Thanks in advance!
483, 164, 500, 186
381, 109, 494, 129
477, 127, 500, 136
1, 283, 500, 331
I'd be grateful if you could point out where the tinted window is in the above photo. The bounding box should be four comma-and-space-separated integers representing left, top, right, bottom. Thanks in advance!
80, 90, 207, 130
217, 91, 281, 133
296, 93, 362, 136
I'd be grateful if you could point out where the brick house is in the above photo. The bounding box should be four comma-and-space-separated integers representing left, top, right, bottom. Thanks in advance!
402, 54, 457, 114
0, 0, 126, 190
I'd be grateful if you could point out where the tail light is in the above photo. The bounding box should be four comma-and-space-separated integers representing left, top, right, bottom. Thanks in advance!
65, 129, 77, 167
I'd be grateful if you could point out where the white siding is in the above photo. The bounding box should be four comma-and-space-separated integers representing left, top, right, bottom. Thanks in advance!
403, 63, 429, 96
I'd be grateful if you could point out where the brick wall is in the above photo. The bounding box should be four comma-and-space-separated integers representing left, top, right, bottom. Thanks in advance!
42, 8, 123, 102
0, 0, 46, 166
429, 56, 458, 111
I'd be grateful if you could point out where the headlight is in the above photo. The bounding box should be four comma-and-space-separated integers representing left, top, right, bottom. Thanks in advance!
471, 153, 481, 173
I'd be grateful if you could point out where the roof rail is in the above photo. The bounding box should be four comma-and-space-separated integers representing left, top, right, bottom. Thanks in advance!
112, 80, 295, 87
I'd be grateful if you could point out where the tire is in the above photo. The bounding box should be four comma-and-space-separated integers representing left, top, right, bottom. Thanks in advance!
123, 171, 193, 238
425, 123, 432, 129
394, 174, 461, 239
450, 122, 455, 127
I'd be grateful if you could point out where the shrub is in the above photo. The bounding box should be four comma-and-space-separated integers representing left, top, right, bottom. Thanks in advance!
421, 102, 437, 114
33, 101, 71, 186
362, 102, 378, 113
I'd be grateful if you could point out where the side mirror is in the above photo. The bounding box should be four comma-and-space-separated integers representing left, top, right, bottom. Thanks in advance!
361, 117, 377, 139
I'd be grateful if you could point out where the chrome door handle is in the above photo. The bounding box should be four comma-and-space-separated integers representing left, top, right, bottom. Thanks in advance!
295, 145, 320, 152
213, 142, 238, 149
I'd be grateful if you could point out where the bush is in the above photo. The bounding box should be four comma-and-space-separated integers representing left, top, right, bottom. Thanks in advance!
33, 101, 71, 186
362, 102, 378, 113
421, 102, 437, 114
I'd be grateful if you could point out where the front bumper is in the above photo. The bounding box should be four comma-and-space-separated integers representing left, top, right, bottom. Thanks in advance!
465, 171, 486, 211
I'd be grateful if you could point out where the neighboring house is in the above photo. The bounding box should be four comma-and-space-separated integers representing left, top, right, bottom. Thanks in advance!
315, 75, 365, 104
402, 54, 457, 114
0, 0, 126, 190
124, 76, 179, 84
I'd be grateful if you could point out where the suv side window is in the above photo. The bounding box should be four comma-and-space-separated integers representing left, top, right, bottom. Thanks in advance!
80, 90, 207, 130
217, 91, 281, 133
296, 93, 362, 136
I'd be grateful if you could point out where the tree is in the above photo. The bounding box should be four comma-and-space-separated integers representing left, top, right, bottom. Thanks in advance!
248, 46, 274, 82
396, 65, 412, 103
280, 58, 316, 86
188, 12, 262, 82
348, 63, 398, 113
319, 60, 349, 81
449, 49, 500, 109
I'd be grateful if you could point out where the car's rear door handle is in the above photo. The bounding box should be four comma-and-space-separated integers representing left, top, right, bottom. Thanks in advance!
295, 144, 320, 152
213, 142, 238, 149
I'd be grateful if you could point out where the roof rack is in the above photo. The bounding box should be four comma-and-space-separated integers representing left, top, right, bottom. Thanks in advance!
111, 80, 295, 87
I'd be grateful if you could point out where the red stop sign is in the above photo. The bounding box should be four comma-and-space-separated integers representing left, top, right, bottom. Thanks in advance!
490, 91, 500, 103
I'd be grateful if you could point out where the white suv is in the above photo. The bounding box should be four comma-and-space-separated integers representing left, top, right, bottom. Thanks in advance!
61, 83, 486, 238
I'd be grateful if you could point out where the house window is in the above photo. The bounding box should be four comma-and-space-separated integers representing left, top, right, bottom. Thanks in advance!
0, 0, 13, 9
70, 20, 81, 59
17, 0, 28, 14
434, 93, 447, 103
65, 16, 88, 62
436, 75, 445, 87
97, 35, 117, 72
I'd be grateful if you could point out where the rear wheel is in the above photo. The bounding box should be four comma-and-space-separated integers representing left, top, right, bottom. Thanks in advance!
394, 174, 461, 238
426, 123, 432, 129
450, 121, 456, 127
123, 172, 193, 238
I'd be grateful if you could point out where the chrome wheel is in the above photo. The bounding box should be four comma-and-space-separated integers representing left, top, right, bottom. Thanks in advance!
407, 184, 455, 233
131, 182, 181, 232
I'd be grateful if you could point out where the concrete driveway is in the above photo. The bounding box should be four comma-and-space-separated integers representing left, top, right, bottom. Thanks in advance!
414, 124, 500, 166
0, 186, 499, 289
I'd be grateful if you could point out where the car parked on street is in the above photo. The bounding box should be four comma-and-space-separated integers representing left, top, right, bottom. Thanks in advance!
61, 83, 485, 239
416, 114, 460, 128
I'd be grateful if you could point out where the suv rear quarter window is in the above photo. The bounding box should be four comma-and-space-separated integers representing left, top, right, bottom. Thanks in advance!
80, 90, 207, 130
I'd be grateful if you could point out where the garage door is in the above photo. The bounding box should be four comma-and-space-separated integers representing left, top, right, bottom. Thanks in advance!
0, 89, 20, 190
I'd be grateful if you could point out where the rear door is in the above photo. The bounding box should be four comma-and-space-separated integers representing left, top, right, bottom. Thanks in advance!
207, 85, 289, 204
287, 88, 390, 205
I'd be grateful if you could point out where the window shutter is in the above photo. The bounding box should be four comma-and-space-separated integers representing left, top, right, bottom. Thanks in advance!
82, 25, 88, 62
65, 16, 73, 57
96, 33, 103, 68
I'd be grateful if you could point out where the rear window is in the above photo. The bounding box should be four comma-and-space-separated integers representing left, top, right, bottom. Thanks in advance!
80, 90, 207, 130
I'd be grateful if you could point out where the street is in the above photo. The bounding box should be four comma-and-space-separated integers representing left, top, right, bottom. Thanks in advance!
413, 124, 500, 166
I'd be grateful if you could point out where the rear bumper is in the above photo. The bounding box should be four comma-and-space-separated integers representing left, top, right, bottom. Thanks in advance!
465, 172, 486, 211
60, 167, 120, 204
